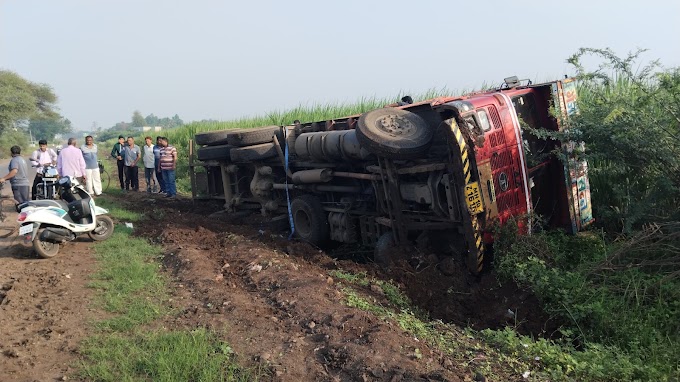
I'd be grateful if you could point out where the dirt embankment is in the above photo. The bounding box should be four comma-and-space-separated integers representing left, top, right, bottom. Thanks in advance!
122, 191, 555, 381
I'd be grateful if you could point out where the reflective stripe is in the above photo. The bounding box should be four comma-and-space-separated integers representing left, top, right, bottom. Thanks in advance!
450, 119, 484, 273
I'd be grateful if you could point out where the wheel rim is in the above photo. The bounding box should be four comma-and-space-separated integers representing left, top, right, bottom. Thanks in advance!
294, 210, 311, 237
40, 241, 57, 254
94, 219, 110, 236
375, 114, 415, 136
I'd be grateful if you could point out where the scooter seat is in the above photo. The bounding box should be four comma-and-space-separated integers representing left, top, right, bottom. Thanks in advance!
21, 199, 70, 211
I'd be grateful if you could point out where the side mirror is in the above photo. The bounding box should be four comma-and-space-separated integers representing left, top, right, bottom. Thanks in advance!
58, 176, 72, 188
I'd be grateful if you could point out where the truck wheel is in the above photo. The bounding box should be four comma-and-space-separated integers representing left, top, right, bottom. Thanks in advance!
196, 144, 233, 161
356, 107, 433, 159
195, 129, 236, 146
226, 126, 283, 147
374, 232, 396, 268
229, 143, 277, 162
33, 229, 60, 258
291, 195, 329, 246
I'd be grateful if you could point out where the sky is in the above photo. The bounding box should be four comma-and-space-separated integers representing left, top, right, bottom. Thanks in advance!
1, 0, 679, 131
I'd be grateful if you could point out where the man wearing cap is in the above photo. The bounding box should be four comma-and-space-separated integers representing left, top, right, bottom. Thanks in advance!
29, 139, 58, 200
110, 135, 126, 190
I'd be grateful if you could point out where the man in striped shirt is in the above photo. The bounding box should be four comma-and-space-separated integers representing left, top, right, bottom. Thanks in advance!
158, 137, 177, 198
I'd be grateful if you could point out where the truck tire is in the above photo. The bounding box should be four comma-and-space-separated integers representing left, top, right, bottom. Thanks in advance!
356, 107, 433, 159
374, 232, 396, 268
226, 126, 283, 147
229, 143, 277, 162
195, 129, 237, 146
291, 195, 329, 246
197, 144, 233, 161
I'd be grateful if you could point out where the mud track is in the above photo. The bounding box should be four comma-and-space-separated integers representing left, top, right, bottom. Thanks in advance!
0, 179, 99, 381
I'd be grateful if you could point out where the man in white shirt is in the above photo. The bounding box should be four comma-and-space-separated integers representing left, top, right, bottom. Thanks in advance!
29, 139, 58, 200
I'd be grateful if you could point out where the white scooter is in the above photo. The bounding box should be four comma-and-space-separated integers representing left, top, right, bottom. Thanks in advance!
16, 176, 114, 258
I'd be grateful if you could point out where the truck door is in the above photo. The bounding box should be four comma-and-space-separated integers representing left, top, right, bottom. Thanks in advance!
475, 103, 529, 225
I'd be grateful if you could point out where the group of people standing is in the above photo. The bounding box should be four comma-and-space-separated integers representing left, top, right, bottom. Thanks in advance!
110, 135, 177, 197
1, 138, 92, 204
1, 135, 178, 204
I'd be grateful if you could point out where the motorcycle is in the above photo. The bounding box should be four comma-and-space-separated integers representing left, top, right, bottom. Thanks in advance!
16, 176, 115, 258
34, 164, 60, 200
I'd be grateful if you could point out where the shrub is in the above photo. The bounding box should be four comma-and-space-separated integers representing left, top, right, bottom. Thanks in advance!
567, 48, 680, 232
494, 220, 680, 381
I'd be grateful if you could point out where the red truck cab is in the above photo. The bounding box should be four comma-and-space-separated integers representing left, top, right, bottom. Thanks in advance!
435, 78, 593, 242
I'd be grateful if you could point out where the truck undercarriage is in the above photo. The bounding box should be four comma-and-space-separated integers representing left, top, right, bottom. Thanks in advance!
190, 78, 593, 273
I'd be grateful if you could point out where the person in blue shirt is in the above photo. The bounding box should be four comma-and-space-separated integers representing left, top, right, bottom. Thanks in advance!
153, 136, 165, 194
0, 145, 31, 204
110, 135, 126, 190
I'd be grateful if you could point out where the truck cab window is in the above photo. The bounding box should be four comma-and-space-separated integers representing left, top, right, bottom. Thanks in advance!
476, 110, 491, 132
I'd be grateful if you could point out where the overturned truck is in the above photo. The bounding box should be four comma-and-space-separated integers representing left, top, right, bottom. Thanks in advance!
190, 77, 593, 273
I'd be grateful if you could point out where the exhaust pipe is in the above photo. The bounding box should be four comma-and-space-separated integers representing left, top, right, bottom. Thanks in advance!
40, 227, 74, 243
292, 169, 333, 184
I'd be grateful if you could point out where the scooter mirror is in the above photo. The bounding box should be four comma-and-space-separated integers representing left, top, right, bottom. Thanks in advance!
58, 177, 72, 188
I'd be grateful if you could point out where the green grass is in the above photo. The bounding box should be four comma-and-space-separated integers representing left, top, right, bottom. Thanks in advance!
330, 269, 413, 310
95, 197, 143, 222
80, 329, 256, 382
88, 225, 166, 331
79, 202, 262, 381
332, 267, 675, 381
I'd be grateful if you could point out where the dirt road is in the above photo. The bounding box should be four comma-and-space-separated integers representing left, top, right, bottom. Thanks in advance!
1, 158, 97, 381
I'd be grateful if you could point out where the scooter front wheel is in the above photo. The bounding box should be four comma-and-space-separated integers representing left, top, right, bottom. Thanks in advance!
88, 215, 115, 241
33, 229, 60, 258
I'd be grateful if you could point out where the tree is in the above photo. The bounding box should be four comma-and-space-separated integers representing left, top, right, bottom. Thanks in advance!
145, 113, 159, 126
0, 70, 59, 133
132, 110, 145, 127
171, 114, 183, 127
29, 117, 72, 142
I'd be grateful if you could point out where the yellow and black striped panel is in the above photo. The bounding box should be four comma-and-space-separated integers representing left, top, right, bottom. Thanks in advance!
449, 119, 484, 274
